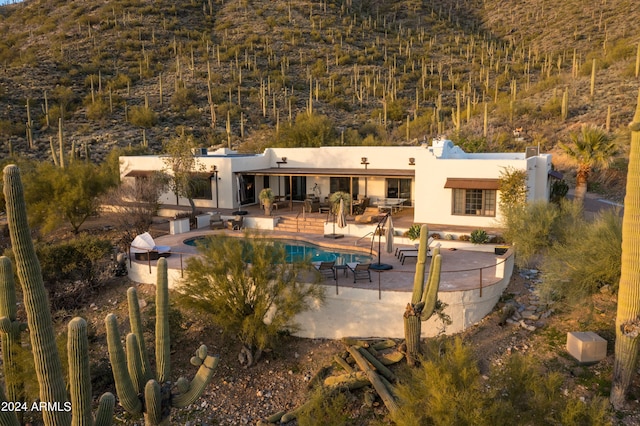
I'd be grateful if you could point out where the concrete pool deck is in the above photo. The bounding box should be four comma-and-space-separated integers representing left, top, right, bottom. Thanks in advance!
127, 227, 514, 339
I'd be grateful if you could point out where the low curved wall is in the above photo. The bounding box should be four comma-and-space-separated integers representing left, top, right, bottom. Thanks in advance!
128, 249, 514, 339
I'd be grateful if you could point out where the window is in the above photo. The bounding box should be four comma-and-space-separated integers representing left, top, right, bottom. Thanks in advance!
330, 177, 358, 197
189, 176, 212, 200
452, 189, 496, 216
386, 178, 412, 205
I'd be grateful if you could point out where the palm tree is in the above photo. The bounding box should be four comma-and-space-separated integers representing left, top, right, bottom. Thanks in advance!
558, 125, 617, 206
610, 89, 640, 409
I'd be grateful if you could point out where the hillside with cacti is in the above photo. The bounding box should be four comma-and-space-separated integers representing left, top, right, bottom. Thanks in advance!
0, 0, 638, 192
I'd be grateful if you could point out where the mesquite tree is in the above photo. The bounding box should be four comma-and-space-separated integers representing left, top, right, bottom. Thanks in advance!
611, 89, 640, 409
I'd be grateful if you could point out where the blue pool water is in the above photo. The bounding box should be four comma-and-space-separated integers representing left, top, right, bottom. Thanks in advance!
184, 237, 372, 264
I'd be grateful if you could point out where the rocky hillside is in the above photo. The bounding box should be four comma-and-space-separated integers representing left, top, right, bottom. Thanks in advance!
0, 0, 638, 173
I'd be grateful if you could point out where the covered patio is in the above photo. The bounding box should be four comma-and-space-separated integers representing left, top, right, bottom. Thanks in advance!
242, 165, 415, 216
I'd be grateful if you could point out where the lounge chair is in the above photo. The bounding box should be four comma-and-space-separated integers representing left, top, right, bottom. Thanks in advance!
130, 232, 171, 260
314, 261, 336, 280
354, 207, 380, 224
347, 263, 372, 283
401, 240, 440, 265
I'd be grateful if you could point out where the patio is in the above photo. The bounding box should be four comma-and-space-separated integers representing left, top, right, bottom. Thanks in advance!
129, 216, 514, 338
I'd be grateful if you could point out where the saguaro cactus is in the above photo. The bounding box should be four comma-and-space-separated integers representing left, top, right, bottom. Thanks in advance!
2, 164, 115, 426
403, 225, 443, 366
105, 257, 219, 426
611, 88, 640, 409
0, 256, 22, 426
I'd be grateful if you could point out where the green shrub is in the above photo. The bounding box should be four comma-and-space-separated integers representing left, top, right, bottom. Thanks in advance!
129, 105, 158, 128
296, 387, 355, 426
539, 209, 622, 304
470, 229, 489, 244
405, 224, 421, 240
85, 97, 111, 120
5, 235, 113, 310
171, 85, 197, 110
392, 337, 611, 426
501, 201, 562, 267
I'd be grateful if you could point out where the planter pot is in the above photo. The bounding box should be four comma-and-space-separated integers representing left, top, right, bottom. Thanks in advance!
170, 217, 190, 235
263, 201, 273, 216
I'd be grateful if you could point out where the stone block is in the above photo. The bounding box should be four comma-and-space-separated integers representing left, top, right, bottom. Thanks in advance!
566, 331, 607, 363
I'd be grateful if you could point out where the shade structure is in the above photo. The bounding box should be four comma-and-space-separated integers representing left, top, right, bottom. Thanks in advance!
337, 198, 347, 229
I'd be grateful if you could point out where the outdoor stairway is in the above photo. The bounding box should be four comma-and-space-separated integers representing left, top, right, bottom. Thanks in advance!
274, 216, 326, 234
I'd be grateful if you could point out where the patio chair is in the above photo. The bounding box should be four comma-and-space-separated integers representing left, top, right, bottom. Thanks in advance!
347, 263, 372, 283
314, 261, 336, 280
227, 215, 244, 231
210, 212, 225, 230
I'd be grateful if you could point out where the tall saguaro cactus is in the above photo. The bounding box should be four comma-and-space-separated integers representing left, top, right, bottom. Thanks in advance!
611, 89, 640, 409
4, 164, 71, 425
403, 225, 443, 366
0, 256, 22, 426
105, 257, 219, 426
2, 165, 115, 426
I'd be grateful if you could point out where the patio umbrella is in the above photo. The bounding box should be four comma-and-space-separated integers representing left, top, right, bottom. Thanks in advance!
385, 215, 394, 254
371, 213, 393, 270
337, 198, 347, 229
325, 196, 346, 239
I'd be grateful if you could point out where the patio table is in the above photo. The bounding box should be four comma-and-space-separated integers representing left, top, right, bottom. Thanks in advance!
374, 198, 407, 214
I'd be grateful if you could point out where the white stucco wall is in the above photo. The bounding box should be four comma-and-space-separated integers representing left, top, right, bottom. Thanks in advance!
119, 142, 552, 228
127, 250, 515, 339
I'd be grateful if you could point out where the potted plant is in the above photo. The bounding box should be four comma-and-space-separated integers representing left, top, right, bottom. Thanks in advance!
329, 191, 351, 214
259, 188, 275, 215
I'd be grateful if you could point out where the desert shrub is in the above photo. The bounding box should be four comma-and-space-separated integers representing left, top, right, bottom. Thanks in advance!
0, 119, 25, 137
296, 387, 354, 426
470, 229, 489, 244
275, 112, 338, 147
35, 235, 113, 283
405, 224, 421, 240
171, 85, 197, 110
392, 338, 485, 426
458, 234, 470, 241
129, 105, 158, 127
107, 73, 132, 90
550, 179, 569, 203
501, 201, 560, 267
85, 96, 110, 120
4, 235, 113, 310
392, 337, 611, 426
539, 209, 622, 304
179, 233, 325, 366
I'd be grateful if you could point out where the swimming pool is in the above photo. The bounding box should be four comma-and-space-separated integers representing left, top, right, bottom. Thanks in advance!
183, 236, 373, 264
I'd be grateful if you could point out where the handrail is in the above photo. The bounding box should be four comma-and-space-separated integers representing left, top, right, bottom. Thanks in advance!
295, 210, 302, 232
129, 241, 515, 300
355, 231, 375, 250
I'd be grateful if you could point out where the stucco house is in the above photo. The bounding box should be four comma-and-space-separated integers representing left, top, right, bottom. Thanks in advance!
119, 138, 553, 229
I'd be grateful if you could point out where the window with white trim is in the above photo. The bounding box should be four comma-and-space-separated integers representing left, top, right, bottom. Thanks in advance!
452, 188, 496, 216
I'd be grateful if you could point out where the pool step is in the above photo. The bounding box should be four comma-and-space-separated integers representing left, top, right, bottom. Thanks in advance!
275, 216, 326, 234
